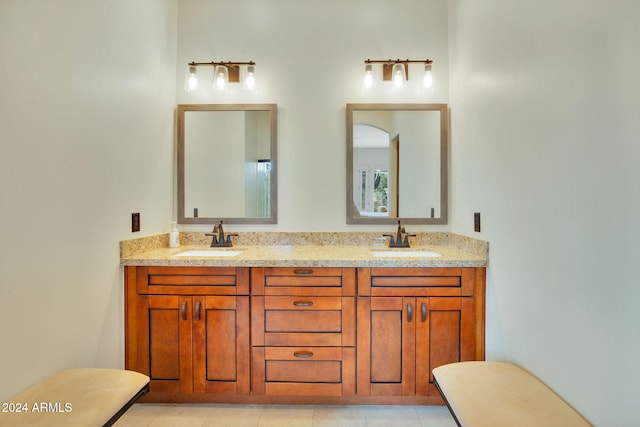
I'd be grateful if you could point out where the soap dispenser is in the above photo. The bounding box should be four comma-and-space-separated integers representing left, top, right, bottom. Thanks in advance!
169, 221, 180, 248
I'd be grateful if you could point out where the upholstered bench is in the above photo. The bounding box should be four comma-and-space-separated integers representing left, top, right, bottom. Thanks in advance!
0, 368, 150, 427
433, 361, 591, 427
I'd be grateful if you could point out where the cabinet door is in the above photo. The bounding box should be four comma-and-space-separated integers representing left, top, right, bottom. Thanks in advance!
147, 295, 193, 394
193, 295, 250, 394
358, 296, 474, 397
357, 297, 416, 396
415, 297, 475, 396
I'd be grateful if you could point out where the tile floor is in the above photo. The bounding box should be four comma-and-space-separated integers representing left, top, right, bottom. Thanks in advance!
115, 403, 457, 427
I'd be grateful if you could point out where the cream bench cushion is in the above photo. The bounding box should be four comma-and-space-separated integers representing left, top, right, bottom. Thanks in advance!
432, 361, 591, 427
0, 368, 149, 427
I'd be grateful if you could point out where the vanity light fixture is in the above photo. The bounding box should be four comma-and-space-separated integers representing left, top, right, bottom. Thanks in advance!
422, 62, 433, 89
185, 61, 257, 92
243, 65, 257, 91
185, 66, 198, 92
363, 58, 433, 90
363, 64, 374, 89
391, 62, 407, 89
214, 65, 229, 91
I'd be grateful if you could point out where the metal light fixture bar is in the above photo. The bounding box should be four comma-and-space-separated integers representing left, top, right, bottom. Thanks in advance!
188, 60, 256, 83
364, 58, 433, 81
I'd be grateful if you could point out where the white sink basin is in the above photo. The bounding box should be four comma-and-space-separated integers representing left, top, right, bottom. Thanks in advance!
371, 250, 442, 258
174, 249, 244, 257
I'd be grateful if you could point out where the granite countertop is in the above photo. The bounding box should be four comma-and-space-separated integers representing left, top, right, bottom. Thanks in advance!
120, 232, 488, 268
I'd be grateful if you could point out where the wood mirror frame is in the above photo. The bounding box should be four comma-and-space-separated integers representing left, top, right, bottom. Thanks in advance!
177, 104, 277, 224
346, 103, 448, 225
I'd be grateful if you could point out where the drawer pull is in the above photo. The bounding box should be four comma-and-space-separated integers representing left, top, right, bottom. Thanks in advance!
181, 301, 187, 321
195, 300, 201, 321
407, 302, 413, 323
293, 350, 314, 358
421, 302, 427, 323
293, 269, 313, 275
293, 301, 313, 307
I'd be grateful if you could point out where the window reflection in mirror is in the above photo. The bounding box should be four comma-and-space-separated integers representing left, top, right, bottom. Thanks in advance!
347, 104, 448, 225
178, 104, 277, 224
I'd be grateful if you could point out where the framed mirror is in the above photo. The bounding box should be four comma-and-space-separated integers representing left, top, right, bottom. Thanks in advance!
347, 103, 448, 224
177, 104, 277, 224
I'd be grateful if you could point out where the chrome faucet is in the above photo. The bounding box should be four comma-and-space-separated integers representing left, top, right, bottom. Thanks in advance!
206, 221, 238, 247
383, 220, 416, 248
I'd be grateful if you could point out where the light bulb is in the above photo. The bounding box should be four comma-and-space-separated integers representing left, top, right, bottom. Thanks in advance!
185, 66, 198, 92
214, 65, 228, 91
422, 63, 433, 89
244, 65, 256, 91
391, 63, 406, 89
363, 64, 374, 89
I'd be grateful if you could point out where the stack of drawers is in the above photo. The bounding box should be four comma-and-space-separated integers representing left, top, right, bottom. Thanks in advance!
251, 267, 356, 396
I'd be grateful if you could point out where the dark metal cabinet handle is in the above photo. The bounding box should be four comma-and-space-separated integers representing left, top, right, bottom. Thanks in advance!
293, 350, 314, 358
181, 301, 187, 321
293, 301, 313, 307
195, 300, 201, 321
293, 269, 313, 275
407, 302, 413, 323
421, 303, 427, 323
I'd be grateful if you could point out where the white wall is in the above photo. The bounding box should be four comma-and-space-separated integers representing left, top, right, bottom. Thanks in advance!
176, 0, 449, 232
0, 0, 177, 400
449, 0, 640, 425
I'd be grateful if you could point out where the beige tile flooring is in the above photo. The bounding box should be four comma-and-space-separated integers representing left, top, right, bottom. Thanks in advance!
114, 403, 457, 427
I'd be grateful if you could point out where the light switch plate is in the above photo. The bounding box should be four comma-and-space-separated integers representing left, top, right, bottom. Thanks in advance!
474, 212, 481, 232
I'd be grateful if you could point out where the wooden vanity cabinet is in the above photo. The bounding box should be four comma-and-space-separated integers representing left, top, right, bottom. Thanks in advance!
250, 267, 356, 397
356, 267, 485, 400
124, 263, 485, 404
124, 266, 250, 400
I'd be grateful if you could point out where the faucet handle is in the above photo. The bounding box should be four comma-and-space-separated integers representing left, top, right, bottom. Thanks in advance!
402, 234, 416, 247
205, 233, 219, 246
225, 233, 238, 246
383, 233, 396, 247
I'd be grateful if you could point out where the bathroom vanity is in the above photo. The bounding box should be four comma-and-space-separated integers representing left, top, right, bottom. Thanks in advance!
121, 232, 487, 405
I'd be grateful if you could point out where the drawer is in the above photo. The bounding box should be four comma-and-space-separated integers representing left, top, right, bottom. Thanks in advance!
265, 268, 342, 288
265, 347, 343, 383
358, 267, 478, 297
264, 267, 345, 277
265, 311, 341, 333
251, 267, 356, 296
253, 296, 356, 347
265, 296, 343, 310
264, 296, 342, 333
252, 347, 356, 396
136, 266, 249, 295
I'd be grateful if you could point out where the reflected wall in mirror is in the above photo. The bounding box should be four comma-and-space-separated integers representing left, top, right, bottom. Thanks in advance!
178, 104, 277, 224
347, 103, 448, 224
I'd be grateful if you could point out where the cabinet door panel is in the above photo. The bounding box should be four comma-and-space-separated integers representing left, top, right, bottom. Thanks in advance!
416, 297, 471, 396
370, 309, 402, 383
193, 296, 250, 394
147, 295, 193, 394
428, 299, 462, 377
149, 308, 180, 380
205, 304, 237, 381
365, 297, 416, 396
